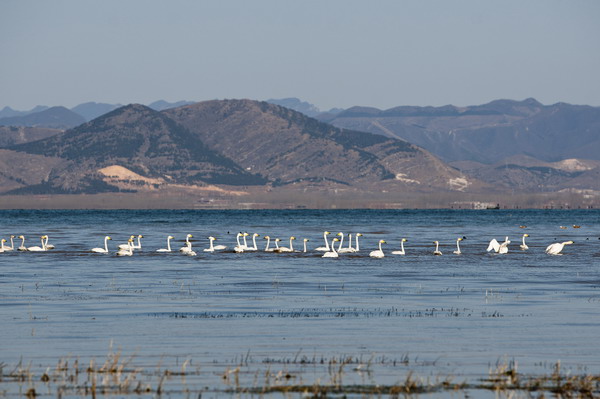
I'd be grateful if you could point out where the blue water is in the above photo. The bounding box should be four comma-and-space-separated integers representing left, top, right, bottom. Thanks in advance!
1, 209, 599, 393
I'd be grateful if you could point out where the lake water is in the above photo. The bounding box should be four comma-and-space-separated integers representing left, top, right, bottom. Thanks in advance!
1, 209, 599, 396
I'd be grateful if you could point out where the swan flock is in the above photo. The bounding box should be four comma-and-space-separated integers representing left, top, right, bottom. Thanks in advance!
1, 230, 584, 257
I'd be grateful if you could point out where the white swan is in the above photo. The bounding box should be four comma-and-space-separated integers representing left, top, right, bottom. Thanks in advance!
117, 239, 134, 256
487, 236, 510, 254
44, 236, 55, 250
322, 238, 340, 258
234, 232, 245, 253
184, 242, 197, 256
302, 238, 309, 253
91, 236, 112, 253
0, 239, 6, 253
520, 234, 529, 250
391, 238, 407, 255
276, 236, 296, 253
453, 238, 463, 255
315, 231, 331, 252
245, 233, 260, 251
338, 233, 354, 254
433, 241, 442, 256
131, 234, 143, 250
353, 233, 363, 252
545, 240, 574, 255
16, 235, 27, 251
28, 235, 48, 252
369, 239, 386, 258
119, 235, 135, 250
263, 236, 274, 252
157, 235, 174, 252
4, 235, 15, 251
241, 232, 250, 249
179, 234, 194, 252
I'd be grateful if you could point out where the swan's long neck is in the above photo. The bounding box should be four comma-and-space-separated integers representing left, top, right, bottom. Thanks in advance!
10, 236, 14, 250
20, 236, 25, 247
379, 241, 383, 252
401, 240, 405, 253
347, 234, 353, 250
236, 234, 241, 246
456, 240, 461, 251
323, 233, 330, 251
435, 242, 439, 252
303, 241, 307, 252
252, 235, 258, 250
355, 235, 360, 251
137, 236, 142, 248
264, 237, 270, 251
243, 235, 248, 247
209, 238, 214, 251
167, 237, 172, 251
42, 236, 47, 250
337, 234, 344, 251
522, 236, 527, 245
104, 237, 109, 252
289, 238, 294, 251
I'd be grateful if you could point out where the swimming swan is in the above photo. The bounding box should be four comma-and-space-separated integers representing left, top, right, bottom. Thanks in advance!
322, 238, 340, 258
545, 240, 574, 255
520, 234, 529, 250
157, 236, 174, 252
28, 235, 48, 252
369, 239, 386, 258
180, 234, 194, 253
91, 236, 112, 253
303, 238, 309, 253
276, 236, 296, 253
245, 233, 260, 251
119, 235, 136, 250
17, 235, 27, 251
487, 237, 510, 254
453, 238, 463, 255
338, 233, 354, 254
315, 231, 331, 252
433, 241, 442, 256
117, 239, 134, 256
391, 238, 407, 255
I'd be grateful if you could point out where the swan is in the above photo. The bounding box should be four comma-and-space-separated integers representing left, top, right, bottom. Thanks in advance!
322, 238, 340, 258
263, 236, 274, 252
117, 239, 134, 256
520, 234, 529, 250
487, 237, 510, 254
0, 239, 6, 253
234, 232, 245, 252
4, 235, 15, 251
433, 241, 442, 256
157, 235, 174, 252
391, 238, 407, 255
91, 236, 112, 253
184, 243, 197, 256
315, 231, 331, 251
453, 238, 463, 255
17, 235, 27, 251
545, 240, 574, 255
241, 232, 250, 249
119, 235, 135, 250
180, 234, 194, 253
338, 234, 354, 254
276, 236, 296, 253
245, 233, 260, 251
28, 235, 48, 252
302, 238, 309, 253
44, 236, 55, 250
369, 239, 386, 258
353, 233, 363, 252
131, 234, 143, 250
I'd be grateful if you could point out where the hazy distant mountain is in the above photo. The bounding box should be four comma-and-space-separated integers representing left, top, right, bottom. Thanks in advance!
266, 98, 322, 117
0, 105, 49, 119
71, 102, 122, 121
164, 99, 471, 191
7, 104, 265, 194
148, 100, 195, 111
321, 98, 600, 164
0, 126, 63, 147
0, 106, 85, 129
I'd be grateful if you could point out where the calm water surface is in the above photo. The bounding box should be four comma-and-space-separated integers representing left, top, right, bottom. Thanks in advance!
1, 209, 599, 393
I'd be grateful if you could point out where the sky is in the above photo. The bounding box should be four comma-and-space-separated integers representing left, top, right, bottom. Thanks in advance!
1, 0, 599, 111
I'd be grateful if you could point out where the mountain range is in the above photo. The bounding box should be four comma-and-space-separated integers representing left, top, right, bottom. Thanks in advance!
1, 97, 599, 207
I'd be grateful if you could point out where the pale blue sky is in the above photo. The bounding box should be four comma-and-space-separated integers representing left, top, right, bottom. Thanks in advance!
1, 0, 599, 111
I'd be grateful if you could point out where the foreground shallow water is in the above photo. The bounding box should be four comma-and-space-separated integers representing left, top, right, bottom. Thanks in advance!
1, 209, 599, 397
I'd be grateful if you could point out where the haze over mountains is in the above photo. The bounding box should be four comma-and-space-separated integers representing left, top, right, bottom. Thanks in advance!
1, 97, 599, 207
